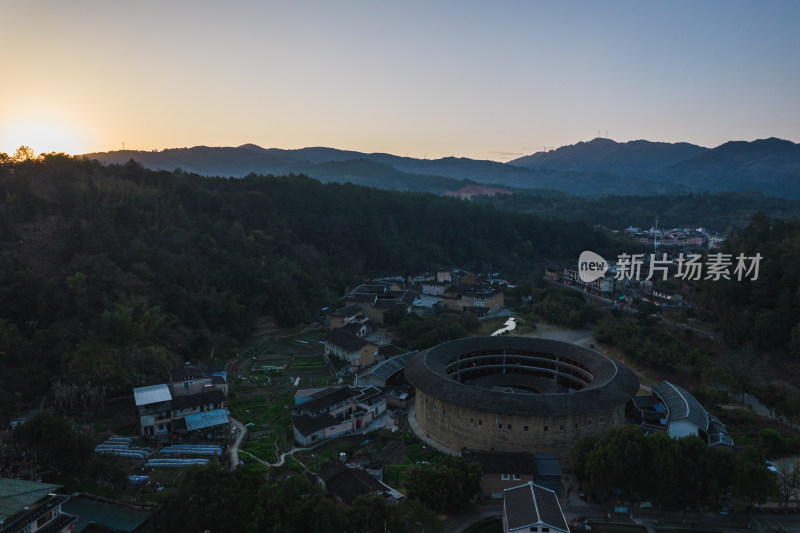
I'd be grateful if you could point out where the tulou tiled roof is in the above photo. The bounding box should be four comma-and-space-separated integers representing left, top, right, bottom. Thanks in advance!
405, 337, 638, 417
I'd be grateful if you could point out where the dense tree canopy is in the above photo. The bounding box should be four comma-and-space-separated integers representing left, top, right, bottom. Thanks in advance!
573, 425, 777, 516
0, 154, 622, 414
478, 190, 800, 233
404, 456, 481, 513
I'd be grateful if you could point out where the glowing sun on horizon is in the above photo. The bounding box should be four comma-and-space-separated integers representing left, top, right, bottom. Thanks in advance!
2, 119, 88, 156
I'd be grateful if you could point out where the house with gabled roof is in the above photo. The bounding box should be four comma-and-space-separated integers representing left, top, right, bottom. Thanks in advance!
422, 280, 450, 296
316, 460, 403, 505
324, 329, 379, 372
503, 481, 569, 533
651, 381, 733, 447
326, 304, 364, 331
341, 283, 419, 324
441, 282, 504, 315
291, 386, 387, 446
464, 452, 563, 499
464, 451, 537, 499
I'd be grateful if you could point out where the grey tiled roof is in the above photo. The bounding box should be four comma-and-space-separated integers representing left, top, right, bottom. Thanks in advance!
326, 329, 370, 353
504, 482, 568, 533
405, 337, 638, 417
171, 389, 227, 411
333, 304, 363, 317
292, 413, 337, 436
652, 381, 708, 431
326, 466, 386, 505
357, 351, 416, 382
294, 387, 356, 414
169, 362, 210, 382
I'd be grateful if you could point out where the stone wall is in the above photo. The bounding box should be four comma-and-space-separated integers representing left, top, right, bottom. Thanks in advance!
415, 389, 626, 463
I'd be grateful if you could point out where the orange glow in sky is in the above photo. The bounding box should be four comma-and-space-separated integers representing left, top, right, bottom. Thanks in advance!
1, 1, 798, 160
1, 119, 88, 156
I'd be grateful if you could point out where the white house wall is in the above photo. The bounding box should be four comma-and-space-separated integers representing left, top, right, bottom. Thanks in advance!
668, 420, 699, 439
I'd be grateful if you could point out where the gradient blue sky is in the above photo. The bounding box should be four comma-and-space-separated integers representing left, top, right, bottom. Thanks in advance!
1, 1, 798, 160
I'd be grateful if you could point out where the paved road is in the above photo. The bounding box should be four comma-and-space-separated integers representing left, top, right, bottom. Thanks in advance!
227, 416, 247, 469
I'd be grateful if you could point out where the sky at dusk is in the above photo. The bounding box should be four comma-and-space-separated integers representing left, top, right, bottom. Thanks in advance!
1, 1, 799, 161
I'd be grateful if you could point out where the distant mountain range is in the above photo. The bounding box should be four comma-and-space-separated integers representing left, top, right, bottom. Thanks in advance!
508, 138, 708, 175
84, 137, 800, 197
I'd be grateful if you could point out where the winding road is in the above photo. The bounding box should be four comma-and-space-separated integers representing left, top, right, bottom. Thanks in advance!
228, 416, 247, 468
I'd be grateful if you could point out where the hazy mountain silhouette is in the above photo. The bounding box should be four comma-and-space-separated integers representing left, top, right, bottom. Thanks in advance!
657, 137, 800, 196
509, 138, 708, 175
84, 145, 688, 195
84, 137, 800, 197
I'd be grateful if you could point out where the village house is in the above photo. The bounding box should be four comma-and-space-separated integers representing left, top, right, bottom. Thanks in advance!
0, 478, 78, 533
169, 362, 228, 398
463, 452, 563, 499
326, 304, 365, 331
421, 280, 449, 296
316, 460, 403, 505
502, 482, 570, 533
291, 386, 386, 446
435, 268, 453, 283
441, 283, 504, 315
341, 282, 419, 324
324, 329, 380, 372
463, 451, 537, 499
133, 363, 229, 438
646, 381, 733, 447
547, 267, 617, 298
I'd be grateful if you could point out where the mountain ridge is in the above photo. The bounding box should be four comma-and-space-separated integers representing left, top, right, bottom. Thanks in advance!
508, 138, 708, 175
83, 136, 800, 198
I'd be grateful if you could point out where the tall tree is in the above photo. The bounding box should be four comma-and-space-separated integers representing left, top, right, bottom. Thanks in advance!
732, 448, 778, 528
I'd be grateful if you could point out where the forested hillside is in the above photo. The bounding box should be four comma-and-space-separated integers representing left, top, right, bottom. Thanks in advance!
476, 191, 800, 232
0, 154, 620, 414
697, 214, 800, 354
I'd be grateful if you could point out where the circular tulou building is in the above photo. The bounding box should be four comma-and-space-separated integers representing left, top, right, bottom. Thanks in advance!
405, 336, 639, 461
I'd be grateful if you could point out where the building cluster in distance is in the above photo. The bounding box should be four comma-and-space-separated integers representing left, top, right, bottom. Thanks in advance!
420, 268, 505, 315
546, 259, 686, 306
323, 267, 508, 374
622, 225, 727, 250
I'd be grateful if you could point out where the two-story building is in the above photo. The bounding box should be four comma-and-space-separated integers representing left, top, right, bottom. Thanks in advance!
326, 304, 364, 331
133, 363, 229, 438
325, 329, 380, 372
291, 386, 387, 446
